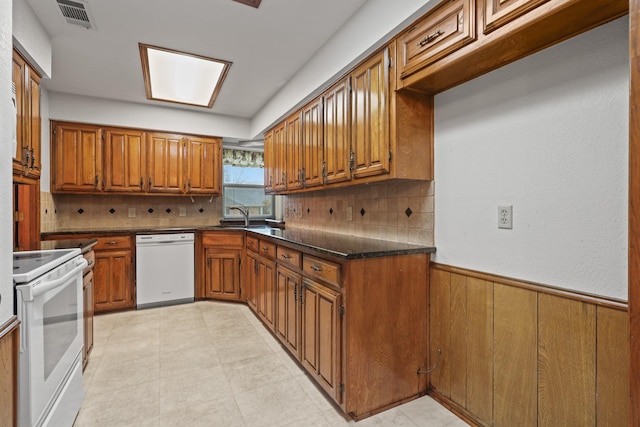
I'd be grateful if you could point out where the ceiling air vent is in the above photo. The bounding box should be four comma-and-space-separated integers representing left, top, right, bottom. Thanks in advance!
56, 0, 94, 29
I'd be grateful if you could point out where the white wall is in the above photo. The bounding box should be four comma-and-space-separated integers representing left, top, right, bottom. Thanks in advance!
433, 17, 629, 300
250, 0, 438, 137
12, 0, 51, 77
1, 0, 14, 324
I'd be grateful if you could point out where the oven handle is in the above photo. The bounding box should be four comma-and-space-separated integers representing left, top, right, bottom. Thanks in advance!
30, 258, 88, 300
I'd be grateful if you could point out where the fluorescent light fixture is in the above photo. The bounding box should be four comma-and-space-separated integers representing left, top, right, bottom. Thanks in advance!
139, 43, 231, 108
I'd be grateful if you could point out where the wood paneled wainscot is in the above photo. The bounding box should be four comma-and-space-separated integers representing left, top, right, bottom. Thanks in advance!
429, 264, 628, 427
245, 230, 431, 420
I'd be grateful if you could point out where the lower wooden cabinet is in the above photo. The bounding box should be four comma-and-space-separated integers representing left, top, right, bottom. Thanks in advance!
300, 278, 342, 403
0, 317, 20, 427
246, 251, 276, 332
198, 231, 244, 302
93, 236, 134, 313
276, 266, 302, 358
82, 270, 94, 369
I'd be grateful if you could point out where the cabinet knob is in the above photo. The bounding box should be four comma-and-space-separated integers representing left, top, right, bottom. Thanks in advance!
107, 241, 117, 245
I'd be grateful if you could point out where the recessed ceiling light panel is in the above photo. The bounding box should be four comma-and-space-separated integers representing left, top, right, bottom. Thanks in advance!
139, 44, 231, 108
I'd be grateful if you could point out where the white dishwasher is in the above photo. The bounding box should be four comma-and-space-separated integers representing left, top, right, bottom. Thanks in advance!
136, 232, 195, 309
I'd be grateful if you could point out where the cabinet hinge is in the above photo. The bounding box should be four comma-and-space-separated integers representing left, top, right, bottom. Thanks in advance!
388, 150, 393, 163
339, 305, 345, 318
388, 57, 393, 69
52, 128, 57, 136
339, 383, 344, 394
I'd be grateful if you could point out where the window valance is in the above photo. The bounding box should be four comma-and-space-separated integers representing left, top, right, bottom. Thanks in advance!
223, 149, 264, 168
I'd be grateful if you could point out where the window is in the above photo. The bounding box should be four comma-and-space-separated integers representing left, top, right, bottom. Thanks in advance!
223, 149, 274, 219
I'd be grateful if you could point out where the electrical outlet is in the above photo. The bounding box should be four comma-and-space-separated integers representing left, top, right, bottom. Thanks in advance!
128, 208, 136, 218
498, 205, 513, 229
346, 206, 353, 222
179, 206, 187, 217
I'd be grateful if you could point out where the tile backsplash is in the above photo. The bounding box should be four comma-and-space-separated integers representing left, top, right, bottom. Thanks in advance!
283, 181, 434, 245
41, 192, 223, 231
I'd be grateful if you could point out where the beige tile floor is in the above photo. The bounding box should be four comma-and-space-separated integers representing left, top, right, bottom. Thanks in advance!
74, 301, 468, 427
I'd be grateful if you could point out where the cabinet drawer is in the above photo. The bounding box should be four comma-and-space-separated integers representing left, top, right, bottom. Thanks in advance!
398, 0, 476, 79
83, 250, 95, 273
484, 0, 549, 34
246, 235, 259, 253
94, 236, 131, 250
258, 240, 276, 261
277, 246, 301, 269
303, 255, 341, 287
202, 232, 244, 247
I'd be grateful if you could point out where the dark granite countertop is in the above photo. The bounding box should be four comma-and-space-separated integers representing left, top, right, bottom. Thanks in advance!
41, 238, 99, 254
42, 226, 436, 259
247, 227, 435, 260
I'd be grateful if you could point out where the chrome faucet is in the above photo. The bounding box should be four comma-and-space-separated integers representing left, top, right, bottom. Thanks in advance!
230, 205, 250, 228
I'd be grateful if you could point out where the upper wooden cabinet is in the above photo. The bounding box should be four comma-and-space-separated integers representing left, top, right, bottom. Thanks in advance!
350, 48, 390, 180
397, 0, 476, 80
12, 49, 41, 181
323, 77, 351, 185
264, 43, 433, 194
103, 128, 146, 193
271, 121, 287, 193
263, 130, 274, 193
51, 122, 103, 193
185, 136, 222, 195
484, 0, 549, 34
51, 121, 222, 196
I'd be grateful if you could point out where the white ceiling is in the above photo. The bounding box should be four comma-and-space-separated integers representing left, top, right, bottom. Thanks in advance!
25, 0, 369, 120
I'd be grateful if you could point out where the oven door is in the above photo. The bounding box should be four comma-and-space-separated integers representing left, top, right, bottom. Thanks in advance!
16, 256, 87, 426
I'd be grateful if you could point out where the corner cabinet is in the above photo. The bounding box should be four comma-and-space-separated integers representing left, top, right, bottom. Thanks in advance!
51, 121, 222, 197
244, 231, 430, 420
198, 231, 244, 301
12, 49, 41, 181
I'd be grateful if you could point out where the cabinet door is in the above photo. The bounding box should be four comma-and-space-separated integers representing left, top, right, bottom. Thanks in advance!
25, 67, 41, 178
276, 266, 302, 358
323, 77, 351, 185
204, 248, 241, 301
484, 0, 549, 33
263, 130, 274, 193
52, 122, 103, 192
103, 128, 146, 193
302, 99, 323, 189
147, 133, 183, 194
286, 112, 303, 191
272, 122, 287, 192
257, 257, 277, 332
350, 48, 390, 180
93, 249, 133, 313
12, 51, 26, 174
185, 136, 222, 195
301, 278, 342, 403
82, 271, 94, 369
246, 253, 258, 312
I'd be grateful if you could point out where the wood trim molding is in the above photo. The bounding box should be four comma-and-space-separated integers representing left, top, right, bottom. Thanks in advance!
431, 263, 628, 311
629, 0, 640, 424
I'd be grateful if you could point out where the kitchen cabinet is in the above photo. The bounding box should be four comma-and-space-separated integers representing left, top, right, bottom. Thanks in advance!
263, 130, 274, 193
82, 270, 94, 369
103, 128, 146, 193
246, 235, 277, 331
276, 264, 302, 358
184, 136, 222, 195
12, 49, 41, 181
0, 317, 19, 427
396, 0, 476, 79
323, 77, 351, 185
484, 0, 549, 34
146, 132, 184, 194
271, 122, 288, 193
51, 122, 103, 193
302, 98, 324, 189
51, 122, 222, 196
350, 48, 390, 180
285, 112, 303, 191
245, 230, 430, 419
93, 235, 135, 313
199, 231, 243, 301
300, 277, 342, 403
